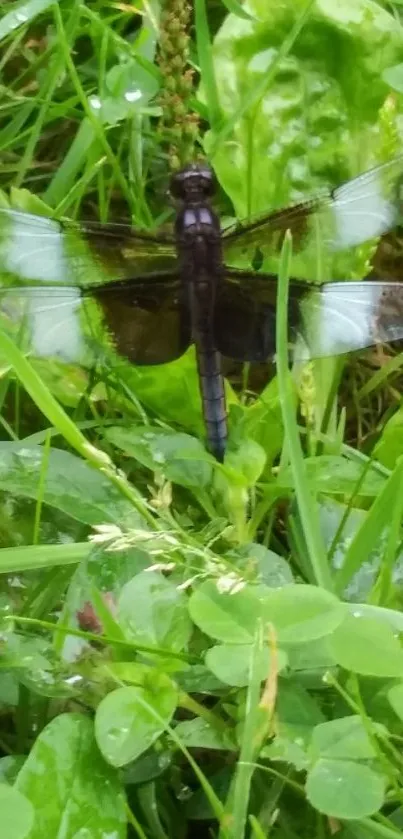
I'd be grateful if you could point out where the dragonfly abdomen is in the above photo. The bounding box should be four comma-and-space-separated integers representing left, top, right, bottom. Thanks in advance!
196, 343, 227, 462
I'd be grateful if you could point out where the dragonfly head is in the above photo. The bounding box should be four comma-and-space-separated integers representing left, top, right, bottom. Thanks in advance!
170, 163, 216, 203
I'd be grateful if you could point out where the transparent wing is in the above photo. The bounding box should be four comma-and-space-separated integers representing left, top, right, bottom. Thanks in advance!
296, 280, 403, 361
0, 207, 177, 287
222, 155, 403, 279
216, 272, 403, 362
2, 279, 401, 375
0, 278, 191, 367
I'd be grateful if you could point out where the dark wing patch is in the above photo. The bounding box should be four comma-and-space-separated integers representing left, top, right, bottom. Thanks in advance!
90, 276, 191, 365
215, 270, 306, 362
222, 199, 319, 269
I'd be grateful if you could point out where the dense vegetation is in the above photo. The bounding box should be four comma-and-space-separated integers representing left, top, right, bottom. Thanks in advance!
1, 0, 403, 837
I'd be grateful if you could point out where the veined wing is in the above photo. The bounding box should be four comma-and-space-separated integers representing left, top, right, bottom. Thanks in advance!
0, 276, 190, 367
297, 280, 403, 360
214, 272, 403, 362
221, 155, 403, 278
0, 207, 177, 287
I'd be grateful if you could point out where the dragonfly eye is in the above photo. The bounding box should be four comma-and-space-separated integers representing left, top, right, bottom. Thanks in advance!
170, 164, 216, 201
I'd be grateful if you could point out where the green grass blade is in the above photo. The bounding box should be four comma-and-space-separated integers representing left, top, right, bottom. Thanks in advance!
334, 458, 403, 595
52, 2, 132, 207
0, 541, 90, 572
0, 329, 157, 525
194, 0, 221, 128
275, 230, 333, 591
221, 624, 268, 839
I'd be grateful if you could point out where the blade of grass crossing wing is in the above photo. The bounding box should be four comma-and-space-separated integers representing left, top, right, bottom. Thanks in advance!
275, 230, 333, 592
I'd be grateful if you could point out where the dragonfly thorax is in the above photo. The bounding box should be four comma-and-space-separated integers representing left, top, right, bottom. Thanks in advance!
179, 206, 220, 236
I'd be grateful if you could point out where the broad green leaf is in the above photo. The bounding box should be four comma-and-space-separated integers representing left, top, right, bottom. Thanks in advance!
95, 683, 178, 767
278, 457, 385, 497
189, 582, 344, 646
241, 378, 285, 466
15, 714, 126, 837
114, 349, 236, 440
275, 681, 326, 749
99, 661, 162, 686
0, 756, 25, 784
315, 498, 397, 602
0, 636, 59, 696
188, 580, 264, 643
286, 636, 336, 672
262, 585, 345, 644
387, 683, 403, 721
335, 460, 403, 594
262, 737, 309, 771
374, 404, 403, 468
0, 0, 54, 41
221, 439, 266, 486
225, 542, 293, 587
205, 642, 288, 687
175, 717, 236, 750
0, 673, 19, 707
306, 758, 385, 819
0, 785, 33, 839
104, 426, 213, 488
0, 443, 136, 525
175, 665, 225, 693
383, 62, 403, 92
310, 716, 378, 761
346, 602, 403, 634
329, 614, 403, 677
100, 61, 159, 125
122, 750, 171, 786
118, 571, 192, 651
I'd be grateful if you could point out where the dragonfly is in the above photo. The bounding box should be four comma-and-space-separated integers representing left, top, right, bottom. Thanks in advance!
0, 156, 403, 461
